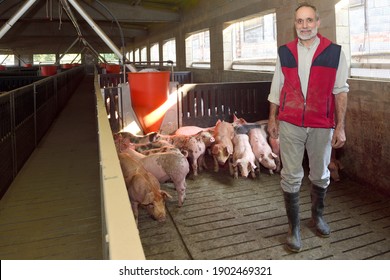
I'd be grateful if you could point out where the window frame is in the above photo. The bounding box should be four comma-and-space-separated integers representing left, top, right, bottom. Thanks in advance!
162, 38, 177, 66
185, 29, 211, 69
345, 0, 390, 80
224, 11, 278, 72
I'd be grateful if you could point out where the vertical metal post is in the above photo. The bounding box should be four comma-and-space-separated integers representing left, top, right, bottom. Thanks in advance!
9, 92, 17, 178
33, 83, 37, 148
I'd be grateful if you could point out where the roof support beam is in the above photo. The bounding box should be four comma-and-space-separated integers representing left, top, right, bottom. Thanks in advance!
67, 0, 136, 72
0, 0, 38, 39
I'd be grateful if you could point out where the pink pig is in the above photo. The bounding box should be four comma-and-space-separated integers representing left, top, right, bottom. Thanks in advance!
118, 153, 171, 224
211, 120, 234, 174
248, 128, 278, 174
232, 134, 257, 179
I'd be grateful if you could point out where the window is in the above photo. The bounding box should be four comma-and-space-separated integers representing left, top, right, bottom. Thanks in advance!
347, 0, 390, 79
140, 47, 147, 64
223, 12, 277, 71
150, 43, 160, 65
33, 54, 56, 65
185, 29, 210, 68
0, 54, 15, 65
163, 38, 176, 66
99, 53, 119, 64
59, 53, 80, 64
134, 48, 140, 63
126, 51, 134, 62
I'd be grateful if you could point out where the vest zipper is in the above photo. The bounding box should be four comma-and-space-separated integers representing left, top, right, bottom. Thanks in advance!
281, 92, 287, 111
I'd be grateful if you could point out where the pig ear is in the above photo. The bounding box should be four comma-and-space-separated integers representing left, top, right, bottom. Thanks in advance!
226, 146, 233, 154
215, 119, 221, 125
271, 152, 278, 159
212, 145, 219, 155
180, 149, 189, 158
233, 114, 238, 121
160, 190, 172, 200
258, 153, 265, 160
141, 192, 155, 205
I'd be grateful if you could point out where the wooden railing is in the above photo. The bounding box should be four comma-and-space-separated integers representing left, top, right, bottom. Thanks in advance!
178, 81, 271, 127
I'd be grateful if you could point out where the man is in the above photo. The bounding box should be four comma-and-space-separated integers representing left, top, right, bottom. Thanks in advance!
267, 2, 349, 252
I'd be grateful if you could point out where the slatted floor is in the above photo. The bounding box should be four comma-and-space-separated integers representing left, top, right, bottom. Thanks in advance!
138, 161, 390, 260
0, 75, 102, 260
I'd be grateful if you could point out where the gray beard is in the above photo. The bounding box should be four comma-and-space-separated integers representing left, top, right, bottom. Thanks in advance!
296, 27, 318, 40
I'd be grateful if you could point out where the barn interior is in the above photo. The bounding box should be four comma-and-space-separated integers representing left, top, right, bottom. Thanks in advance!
0, 0, 389, 260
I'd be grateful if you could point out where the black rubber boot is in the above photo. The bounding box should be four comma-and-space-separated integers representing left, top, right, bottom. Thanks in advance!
283, 191, 302, 252
311, 185, 331, 237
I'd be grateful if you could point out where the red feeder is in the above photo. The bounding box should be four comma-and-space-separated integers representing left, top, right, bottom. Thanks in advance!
106, 64, 121, 74
40, 65, 57, 76
128, 71, 170, 134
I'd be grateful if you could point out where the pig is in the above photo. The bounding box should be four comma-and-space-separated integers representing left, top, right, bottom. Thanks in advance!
121, 148, 189, 207
329, 148, 343, 182
159, 131, 215, 176
248, 128, 278, 174
114, 131, 159, 144
114, 133, 173, 153
186, 130, 215, 175
141, 146, 188, 157
232, 114, 248, 126
211, 120, 235, 174
268, 136, 281, 172
232, 134, 257, 179
233, 117, 281, 173
160, 130, 214, 149
118, 153, 171, 224
183, 136, 207, 176
174, 125, 215, 136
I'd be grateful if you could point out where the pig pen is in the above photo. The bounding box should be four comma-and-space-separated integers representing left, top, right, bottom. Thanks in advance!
133, 81, 390, 260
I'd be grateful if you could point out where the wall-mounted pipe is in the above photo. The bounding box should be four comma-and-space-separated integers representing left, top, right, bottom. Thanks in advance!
0, 0, 38, 40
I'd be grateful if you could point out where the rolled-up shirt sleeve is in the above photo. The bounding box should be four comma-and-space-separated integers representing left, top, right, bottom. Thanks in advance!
333, 49, 350, 94
268, 56, 284, 106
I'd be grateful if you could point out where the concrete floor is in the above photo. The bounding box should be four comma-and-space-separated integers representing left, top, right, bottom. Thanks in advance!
0, 75, 102, 260
138, 160, 390, 260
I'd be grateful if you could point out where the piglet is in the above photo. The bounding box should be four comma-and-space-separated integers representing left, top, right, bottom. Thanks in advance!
212, 120, 235, 174
232, 134, 257, 179
248, 128, 278, 174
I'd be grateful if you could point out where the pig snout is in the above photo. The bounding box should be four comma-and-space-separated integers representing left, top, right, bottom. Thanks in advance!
238, 164, 249, 177
260, 156, 277, 170
147, 202, 167, 222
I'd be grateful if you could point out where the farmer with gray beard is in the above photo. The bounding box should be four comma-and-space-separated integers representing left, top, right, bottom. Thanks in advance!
267, 2, 349, 252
